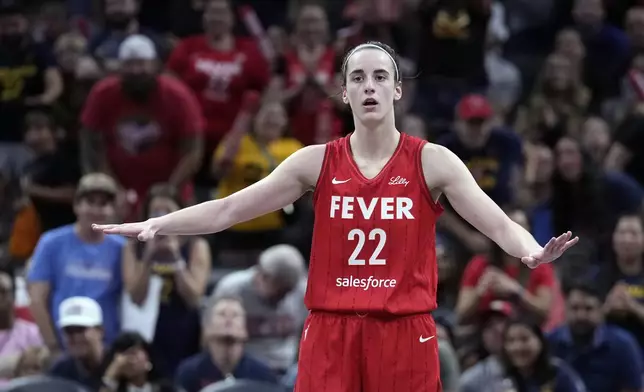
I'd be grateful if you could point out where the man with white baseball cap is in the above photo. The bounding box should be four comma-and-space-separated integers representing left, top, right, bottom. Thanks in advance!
48, 297, 106, 390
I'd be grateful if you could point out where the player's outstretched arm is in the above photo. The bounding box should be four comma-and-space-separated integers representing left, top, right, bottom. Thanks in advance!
422, 144, 578, 268
93, 145, 325, 239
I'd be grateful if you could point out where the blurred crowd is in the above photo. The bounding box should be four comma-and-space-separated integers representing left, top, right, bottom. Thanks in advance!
1, 0, 644, 391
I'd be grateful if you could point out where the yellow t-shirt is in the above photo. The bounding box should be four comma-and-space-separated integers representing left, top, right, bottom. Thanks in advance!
214, 134, 303, 232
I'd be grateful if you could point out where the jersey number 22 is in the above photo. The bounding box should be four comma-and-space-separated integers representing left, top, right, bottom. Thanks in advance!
348, 228, 387, 265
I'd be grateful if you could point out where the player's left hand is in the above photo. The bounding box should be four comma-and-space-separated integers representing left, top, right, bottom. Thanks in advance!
521, 231, 579, 269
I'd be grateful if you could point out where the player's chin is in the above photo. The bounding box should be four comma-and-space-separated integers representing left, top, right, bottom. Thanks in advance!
357, 109, 384, 122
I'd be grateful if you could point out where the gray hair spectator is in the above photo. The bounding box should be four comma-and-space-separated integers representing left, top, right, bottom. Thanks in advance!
211, 244, 308, 373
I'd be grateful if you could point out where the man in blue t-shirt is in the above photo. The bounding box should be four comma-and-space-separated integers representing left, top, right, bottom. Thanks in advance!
27, 173, 125, 352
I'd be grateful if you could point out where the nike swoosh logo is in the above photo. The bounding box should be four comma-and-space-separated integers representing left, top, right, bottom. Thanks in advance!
419, 335, 435, 343
332, 177, 351, 184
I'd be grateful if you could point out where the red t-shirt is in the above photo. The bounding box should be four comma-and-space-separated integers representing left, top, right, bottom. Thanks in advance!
460, 255, 556, 312
281, 47, 342, 146
81, 75, 204, 200
306, 133, 444, 315
167, 36, 270, 146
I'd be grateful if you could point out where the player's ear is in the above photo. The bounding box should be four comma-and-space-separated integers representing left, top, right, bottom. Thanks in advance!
394, 82, 402, 101
342, 87, 349, 104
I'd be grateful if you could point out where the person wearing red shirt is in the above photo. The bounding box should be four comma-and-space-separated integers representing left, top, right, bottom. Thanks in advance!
456, 208, 558, 326
272, 3, 342, 145
80, 35, 204, 214
167, 0, 270, 189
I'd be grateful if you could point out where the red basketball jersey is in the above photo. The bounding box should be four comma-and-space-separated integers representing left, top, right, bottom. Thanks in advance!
306, 133, 443, 315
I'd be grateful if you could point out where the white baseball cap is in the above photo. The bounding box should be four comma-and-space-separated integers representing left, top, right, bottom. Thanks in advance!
58, 297, 103, 328
118, 34, 157, 61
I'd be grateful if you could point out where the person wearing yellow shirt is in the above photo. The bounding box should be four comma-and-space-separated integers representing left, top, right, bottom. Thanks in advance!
212, 99, 304, 267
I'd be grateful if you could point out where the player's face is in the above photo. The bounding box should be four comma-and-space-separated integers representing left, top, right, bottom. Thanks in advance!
503, 324, 542, 370
342, 48, 402, 123
613, 216, 644, 260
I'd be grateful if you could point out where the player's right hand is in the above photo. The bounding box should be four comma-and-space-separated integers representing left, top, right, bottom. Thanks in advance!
92, 220, 158, 241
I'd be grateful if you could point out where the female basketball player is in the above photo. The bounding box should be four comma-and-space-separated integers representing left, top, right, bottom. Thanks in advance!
95, 42, 578, 391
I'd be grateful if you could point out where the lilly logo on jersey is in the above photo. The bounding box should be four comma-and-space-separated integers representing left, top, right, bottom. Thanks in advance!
330, 196, 414, 220
388, 176, 409, 187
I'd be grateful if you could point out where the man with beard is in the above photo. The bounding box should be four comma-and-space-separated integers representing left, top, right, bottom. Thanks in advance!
80, 35, 204, 215
0, 0, 63, 144
549, 281, 643, 392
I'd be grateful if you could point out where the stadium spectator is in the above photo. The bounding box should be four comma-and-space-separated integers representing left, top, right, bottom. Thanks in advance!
122, 184, 211, 375
270, 2, 341, 146
549, 281, 644, 392
501, 319, 586, 392
0, 271, 42, 384
437, 330, 461, 392
553, 29, 586, 80
81, 35, 204, 212
212, 244, 307, 373
13, 346, 51, 378
438, 95, 523, 258
99, 332, 171, 392
459, 300, 511, 392
597, 214, 644, 356
52, 32, 96, 137
412, 0, 490, 125
27, 173, 124, 349
166, 0, 270, 196
49, 296, 107, 390
551, 137, 642, 268
175, 295, 276, 392
579, 116, 611, 165
20, 111, 80, 233
438, 94, 523, 206
456, 208, 557, 326
89, 0, 168, 72
0, 0, 63, 145
514, 53, 591, 148
213, 101, 305, 266
605, 112, 644, 187
572, 0, 630, 107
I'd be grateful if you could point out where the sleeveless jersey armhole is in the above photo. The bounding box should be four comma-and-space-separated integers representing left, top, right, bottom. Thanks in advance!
416, 141, 444, 214
312, 144, 331, 206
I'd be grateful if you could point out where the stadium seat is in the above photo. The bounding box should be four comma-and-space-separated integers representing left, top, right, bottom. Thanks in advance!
0, 376, 90, 392
199, 379, 286, 392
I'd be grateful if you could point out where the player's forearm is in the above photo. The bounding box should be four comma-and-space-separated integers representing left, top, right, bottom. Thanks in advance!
151, 198, 235, 236
493, 220, 542, 259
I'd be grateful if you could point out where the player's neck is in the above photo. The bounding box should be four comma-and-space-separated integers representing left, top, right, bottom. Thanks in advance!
351, 116, 400, 160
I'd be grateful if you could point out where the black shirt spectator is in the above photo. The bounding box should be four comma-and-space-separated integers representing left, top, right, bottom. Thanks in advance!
0, 7, 59, 143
